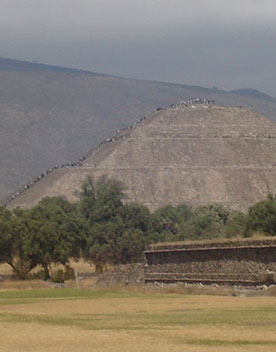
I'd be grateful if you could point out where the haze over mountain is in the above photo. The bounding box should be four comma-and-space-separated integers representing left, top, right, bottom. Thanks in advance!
1, 57, 276, 202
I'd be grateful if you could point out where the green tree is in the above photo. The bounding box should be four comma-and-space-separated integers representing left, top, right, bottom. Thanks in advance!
78, 175, 125, 222
25, 197, 85, 279
116, 228, 145, 264
79, 176, 126, 271
117, 203, 158, 262
85, 219, 117, 271
178, 204, 230, 240
245, 194, 276, 236
153, 204, 192, 238
224, 210, 247, 238
120, 203, 155, 233
0, 207, 13, 265
1, 197, 85, 280
0, 208, 41, 279
80, 177, 158, 269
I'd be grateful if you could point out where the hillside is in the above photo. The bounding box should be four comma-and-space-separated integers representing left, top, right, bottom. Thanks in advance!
7, 102, 276, 211
1, 57, 276, 201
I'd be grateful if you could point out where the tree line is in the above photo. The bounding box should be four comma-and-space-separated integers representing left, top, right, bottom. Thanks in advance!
0, 176, 275, 279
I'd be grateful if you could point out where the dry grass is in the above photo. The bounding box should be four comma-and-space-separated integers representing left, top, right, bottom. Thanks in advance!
0, 280, 51, 291
0, 259, 95, 278
0, 289, 276, 352
67, 259, 95, 273
42, 259, 96, 277
0, 263, 12, 275
0, 259, 96, 291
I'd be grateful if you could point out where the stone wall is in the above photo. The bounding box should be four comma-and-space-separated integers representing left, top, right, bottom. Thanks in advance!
96, 263, 144, 287
144, 238, 276, 286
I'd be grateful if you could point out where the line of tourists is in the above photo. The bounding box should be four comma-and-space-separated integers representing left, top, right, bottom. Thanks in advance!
1, 98, 215, 206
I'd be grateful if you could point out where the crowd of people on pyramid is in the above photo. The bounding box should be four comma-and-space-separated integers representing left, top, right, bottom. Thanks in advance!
1, 98, 215, 207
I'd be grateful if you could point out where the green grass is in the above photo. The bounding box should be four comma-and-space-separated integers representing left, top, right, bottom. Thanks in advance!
1, 290, 276, 329
0, 288, 143, 301
0, 288, 189, 305
1, 290, 276, 351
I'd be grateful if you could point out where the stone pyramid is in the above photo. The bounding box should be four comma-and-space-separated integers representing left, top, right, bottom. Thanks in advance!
6, 102, 276, 211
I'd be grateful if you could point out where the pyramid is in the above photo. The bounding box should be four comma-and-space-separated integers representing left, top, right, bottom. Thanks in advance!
6, 103, 276, 211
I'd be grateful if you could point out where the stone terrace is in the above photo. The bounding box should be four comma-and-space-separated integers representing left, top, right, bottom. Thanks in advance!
145, 237, 276, 286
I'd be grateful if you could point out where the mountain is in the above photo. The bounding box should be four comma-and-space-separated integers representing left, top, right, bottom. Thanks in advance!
1, 57, 276, 202
0, 57, 101, 75
7, 103, 276, 211
230, 88, 274, 102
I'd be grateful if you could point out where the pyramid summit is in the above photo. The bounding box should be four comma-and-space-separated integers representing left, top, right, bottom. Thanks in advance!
5, 101, 276, 211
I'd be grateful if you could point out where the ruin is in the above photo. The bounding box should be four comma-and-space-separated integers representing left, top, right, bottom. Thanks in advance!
6, 103, 276, 211
144, 237, 276, 286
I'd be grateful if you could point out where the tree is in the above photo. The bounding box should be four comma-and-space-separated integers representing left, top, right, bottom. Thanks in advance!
0, 207, 13, 265
84, 216, 148, 270
117, 203, 158, 263
224, 210, 247, 238
177, 204, 230, 240
245, 194, 276, 236
78, 175, 125, 223
1, 197, 85, 280
0, 208, 41, 279
116, 228, 145, 264
80, 177, 158, 269
25, 197, 85, 279
120, 203, 155, 233
84, 219, 122, 272
153, 204, 192, 238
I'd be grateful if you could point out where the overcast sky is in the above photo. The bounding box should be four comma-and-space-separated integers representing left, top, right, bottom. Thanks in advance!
1, 0, 276, 95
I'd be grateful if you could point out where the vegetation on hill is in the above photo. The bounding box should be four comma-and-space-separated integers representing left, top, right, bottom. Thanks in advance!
0, 176, 275, 279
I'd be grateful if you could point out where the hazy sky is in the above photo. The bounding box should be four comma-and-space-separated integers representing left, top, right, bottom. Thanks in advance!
1, 0, 276, 95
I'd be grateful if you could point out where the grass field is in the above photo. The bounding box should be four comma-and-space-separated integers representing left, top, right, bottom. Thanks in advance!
0, 288, 276, 352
